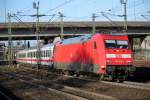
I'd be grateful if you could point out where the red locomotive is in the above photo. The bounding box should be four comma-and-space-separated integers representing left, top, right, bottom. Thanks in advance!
53, 33, 134, 81
16, 33, 135, 81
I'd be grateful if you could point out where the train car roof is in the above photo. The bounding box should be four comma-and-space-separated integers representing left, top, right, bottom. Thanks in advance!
17, 43, 54, 53
41, 43, 54, 50
42, 43, 54, 48
61, 34, 92, 45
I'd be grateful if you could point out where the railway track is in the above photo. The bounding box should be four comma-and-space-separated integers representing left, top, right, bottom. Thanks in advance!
2, 73, 90, 100
124, 81, 150, 87
101, 81, 150, 90
18, 66, 150, 90
0, 90, 12, 100
1, 70, 116, 100
1, 66, 150, 100
0, 85, 21, 100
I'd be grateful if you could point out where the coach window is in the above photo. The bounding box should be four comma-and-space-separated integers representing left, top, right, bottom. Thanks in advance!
47, 50, 49, 57
43, 51, 44, 57
33, 52, 35, 57
35, 52, 36, 57
46, 50, 47, 57
48, 50, 50, 57
44, 51, 46, 57
43, 51, 45, 57
41, 51, 42, 57
31, 52, 32, 57
48, 51, 49, 57
45, 51, 46, 57
40, 51, 42, 57
46, 50, 48, 57
45, 50, 47, 57
47, 51, 49, 57
42, 51, 44, 57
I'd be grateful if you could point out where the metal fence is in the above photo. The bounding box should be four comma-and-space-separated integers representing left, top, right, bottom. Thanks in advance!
133, 49, 150, 67
133, 49, 150, 60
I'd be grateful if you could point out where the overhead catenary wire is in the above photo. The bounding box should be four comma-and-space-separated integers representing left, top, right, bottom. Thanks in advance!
40, 16, 60, 33
111, 0, 149, 13
44, 0, 74, 14
109, 0, 149, 21
101, 12, 119, 26
12, 14, 32, 28
141, 15, 150, 21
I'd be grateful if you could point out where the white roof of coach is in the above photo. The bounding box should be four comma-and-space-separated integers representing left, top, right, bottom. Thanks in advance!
17, 43, 54, 54
41, 43, 54, 50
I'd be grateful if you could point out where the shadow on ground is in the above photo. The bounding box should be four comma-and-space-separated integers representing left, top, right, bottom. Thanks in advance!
129, 67, 150, 82
0, 85, 22, 100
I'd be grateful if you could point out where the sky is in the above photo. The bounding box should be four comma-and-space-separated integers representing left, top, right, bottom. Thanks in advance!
0, 0, 150, 22
0, 0, 150, 47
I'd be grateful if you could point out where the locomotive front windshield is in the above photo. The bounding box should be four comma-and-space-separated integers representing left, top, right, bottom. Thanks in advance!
105, 40, 128, 49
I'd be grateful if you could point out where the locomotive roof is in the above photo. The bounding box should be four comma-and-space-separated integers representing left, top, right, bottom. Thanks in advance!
61, 34, 92, 45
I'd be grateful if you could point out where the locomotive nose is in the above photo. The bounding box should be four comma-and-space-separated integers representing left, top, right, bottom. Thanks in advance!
106, 53, 132, 65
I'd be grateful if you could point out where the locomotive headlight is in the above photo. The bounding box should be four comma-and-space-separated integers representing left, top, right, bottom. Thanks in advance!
101, 65, 105, 69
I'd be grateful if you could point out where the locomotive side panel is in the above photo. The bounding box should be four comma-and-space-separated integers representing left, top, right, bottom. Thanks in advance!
54, 43, 87, 72
53, 34, 107, 74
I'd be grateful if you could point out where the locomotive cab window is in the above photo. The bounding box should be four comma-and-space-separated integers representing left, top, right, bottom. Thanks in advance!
105, 40, 116, 49
105, 40, 129, 49
116, 40, 128, 49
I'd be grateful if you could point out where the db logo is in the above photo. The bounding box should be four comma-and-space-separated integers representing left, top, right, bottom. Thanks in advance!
116, 54, 122, 58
